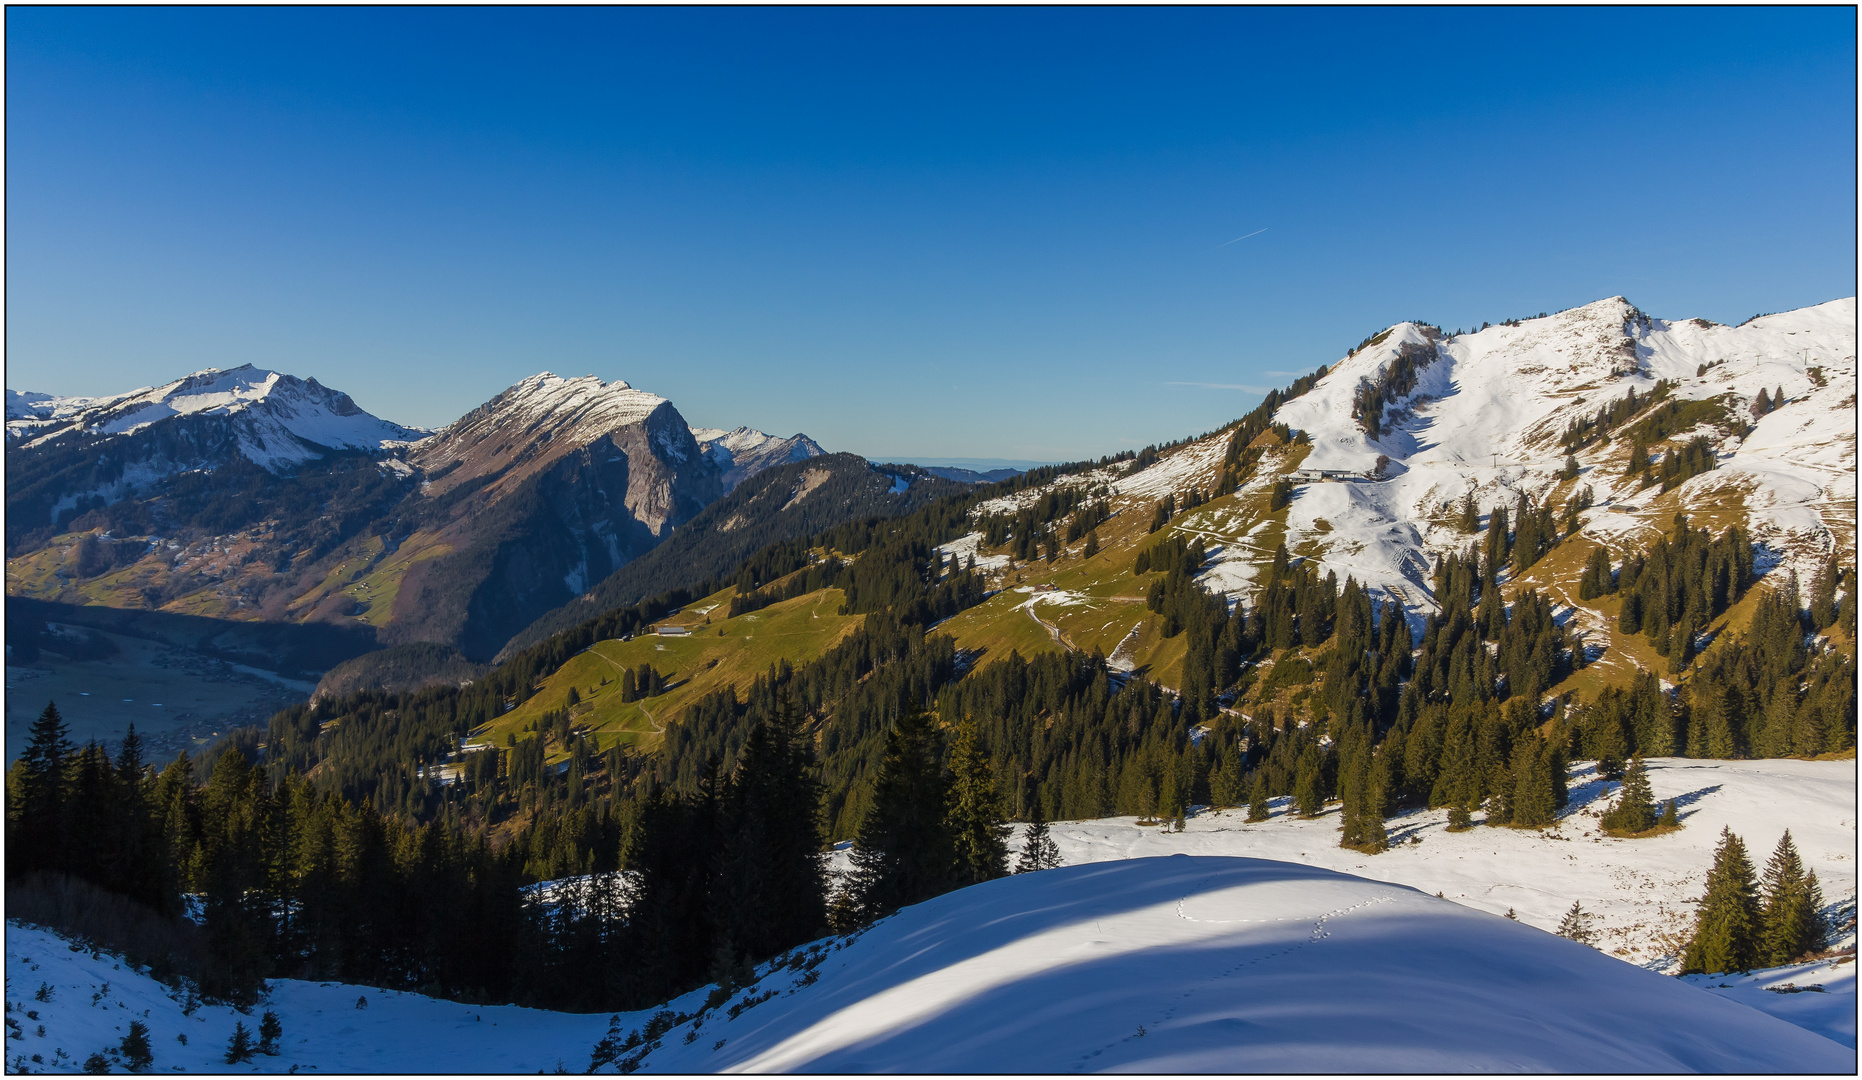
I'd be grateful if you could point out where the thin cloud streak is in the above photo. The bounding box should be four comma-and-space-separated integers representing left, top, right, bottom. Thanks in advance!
1215, 227, 1268, 248
1167, 381, 1272, 393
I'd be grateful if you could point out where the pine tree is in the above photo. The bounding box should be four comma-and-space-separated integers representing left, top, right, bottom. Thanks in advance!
1682, 827, 1762, 974
1556, 900, 1596, 946
1014, 804, 1061, 873
1083, 530, 1100, 559
1659, 799, 1678, 829
257, 1011, 282, 1055
1246, 772, 1270, 823
11, 700, 73, 876
1600, 756, 1658, 834
120, 1020, 153, 1071
224, 1021, 255, 1064
1807, 556, 1840, 631
849, 708, 954, 921
1758, 831, 1826, 966
1293, 745, 1325, 818
710, 695, 829, 966
1459, 492, 1481, 534
1509, 736, 1557, 828
946, 721, 1010, 885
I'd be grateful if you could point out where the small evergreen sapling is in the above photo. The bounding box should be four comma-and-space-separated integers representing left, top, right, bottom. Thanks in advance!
225, 1021, 255, 1065
1556, 901, 1596, 946
257, 1011, 282, 1056
1014, 806, 1062, 874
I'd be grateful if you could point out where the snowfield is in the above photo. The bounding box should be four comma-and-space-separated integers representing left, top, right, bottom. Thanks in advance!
8, 758, 1853, 1073
1013, 757, 1858, 975
3, 922, 611, 1074
626, 856, 1850, 1074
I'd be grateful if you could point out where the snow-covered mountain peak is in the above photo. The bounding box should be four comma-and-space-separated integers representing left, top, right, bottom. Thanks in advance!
4, 363, 424, 469
411, 372, 701, 501
1236, 294, 1858, 610
453, 372, 668, 435
691, 424, 828, 491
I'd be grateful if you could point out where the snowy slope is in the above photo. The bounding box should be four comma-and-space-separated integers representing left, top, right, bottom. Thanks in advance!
947, 757, 1855, 975
3, 923, 609, 1074
630, 856, 1848, 1073
690, 426, 827, 491
978, 296, 1855, 618
1263, 297, 1856, 609
4, 365, 424, 470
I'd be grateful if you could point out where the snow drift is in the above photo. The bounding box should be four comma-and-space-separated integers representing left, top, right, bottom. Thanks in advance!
633, 856, 1850, 1073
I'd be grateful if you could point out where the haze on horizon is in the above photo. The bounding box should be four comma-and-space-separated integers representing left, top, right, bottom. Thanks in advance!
6, 7, 1855, 463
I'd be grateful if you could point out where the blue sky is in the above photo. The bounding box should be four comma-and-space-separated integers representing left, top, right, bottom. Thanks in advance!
8, 7, 1855, 463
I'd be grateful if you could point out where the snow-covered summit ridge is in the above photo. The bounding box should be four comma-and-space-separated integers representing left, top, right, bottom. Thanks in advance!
690, 425, 828, 491
409, 371, 706, 501
4, 364, 425, 470
436, 372, 670, 439
1280, 295, 1854, 477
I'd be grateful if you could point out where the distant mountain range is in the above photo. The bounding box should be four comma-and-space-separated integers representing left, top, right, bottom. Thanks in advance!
4, 364, 973, 666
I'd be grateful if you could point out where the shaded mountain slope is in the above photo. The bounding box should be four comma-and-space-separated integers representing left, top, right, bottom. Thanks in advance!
497, 454, 967, 659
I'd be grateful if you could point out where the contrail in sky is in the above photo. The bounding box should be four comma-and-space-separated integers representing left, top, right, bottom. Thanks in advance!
1215, 227, 1268, 248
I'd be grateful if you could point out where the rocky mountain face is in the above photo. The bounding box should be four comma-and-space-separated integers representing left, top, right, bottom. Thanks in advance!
498, 453, 970, 658
691, 426, 828, 490
5, 368, 830, 662
380, 374, 726, 659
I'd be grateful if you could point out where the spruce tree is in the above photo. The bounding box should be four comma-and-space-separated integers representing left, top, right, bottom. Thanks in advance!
224, 1021, 255, 1064
12, 700, 73, 876
1014, 804, 1062, 873
849, 708, 954, 921
257, 1011, 282, 1056
1758, 830, 1826, 966
1246, 772, 1270, 823
946, 721, 1010, 885
1600, 756, 1658, 834
1556, 900, 1596, 946
120, 1020, 153, 1071
1807, 556, 1840, 631
710, 695, 828, 967
1292, 745, 1325, 818
1509, 736, 1557, 828
1682, 827, 1762, 974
